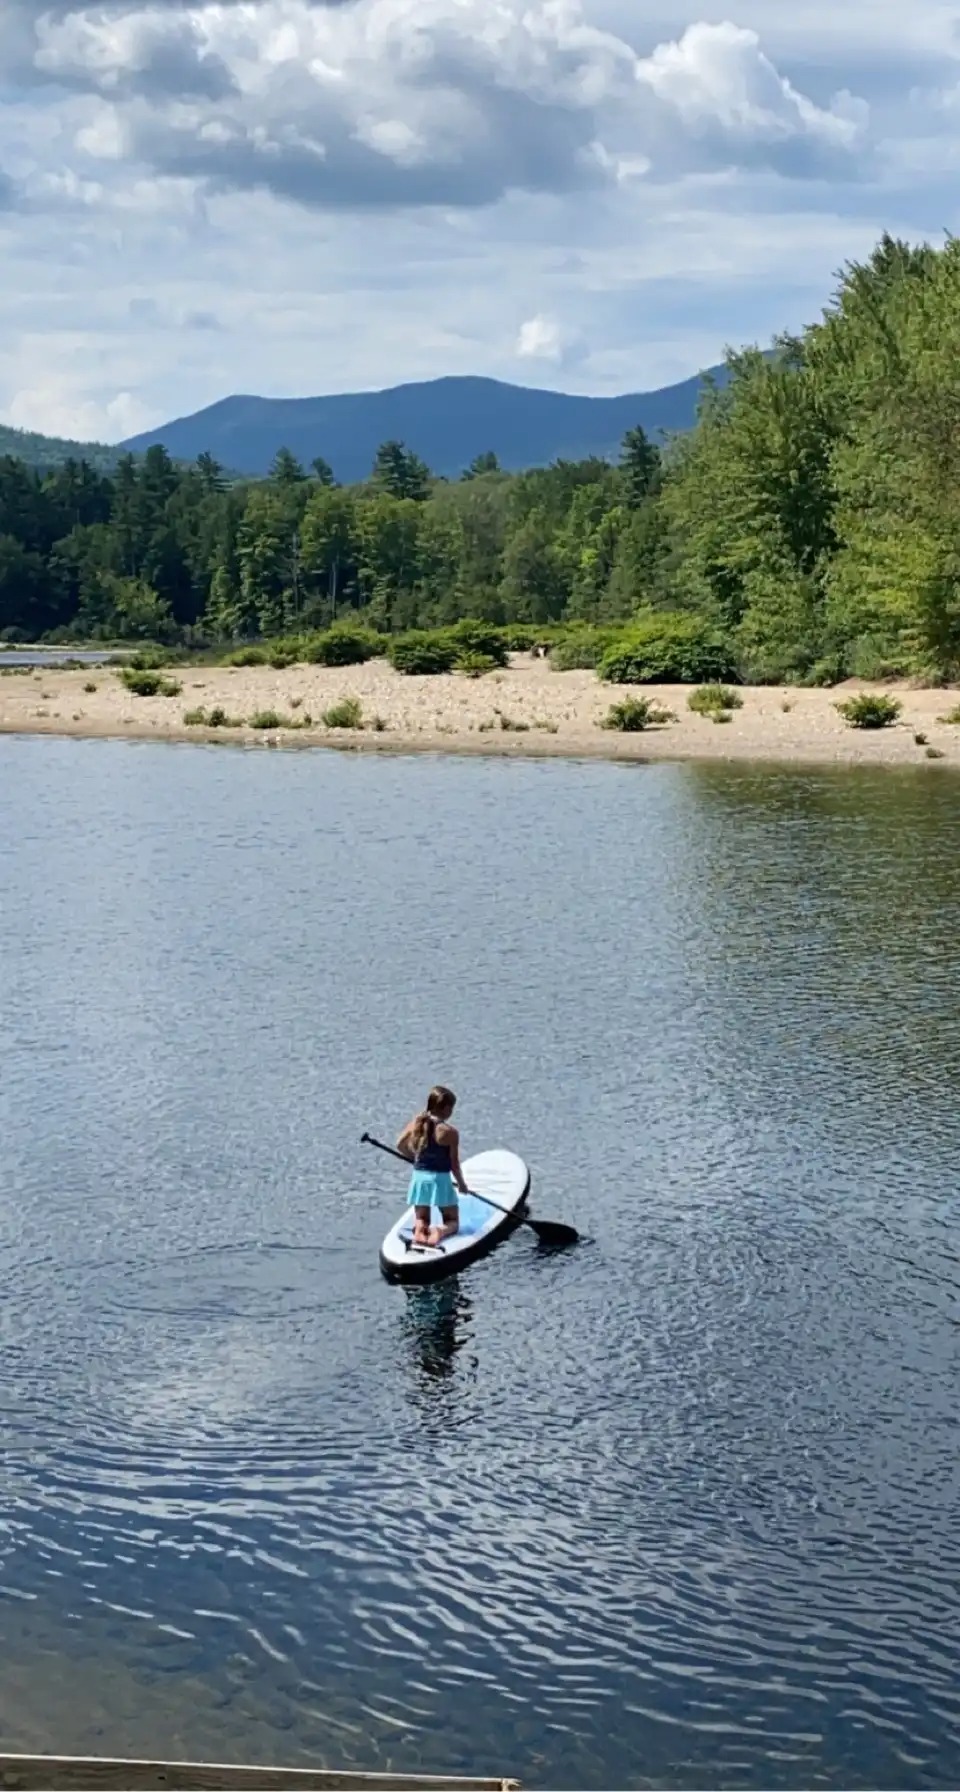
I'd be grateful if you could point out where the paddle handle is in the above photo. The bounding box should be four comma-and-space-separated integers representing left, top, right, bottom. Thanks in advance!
361, 1132, 515, 1223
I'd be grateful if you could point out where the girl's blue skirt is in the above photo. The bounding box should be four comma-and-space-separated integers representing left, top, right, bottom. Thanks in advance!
408, 1167, 457, 1212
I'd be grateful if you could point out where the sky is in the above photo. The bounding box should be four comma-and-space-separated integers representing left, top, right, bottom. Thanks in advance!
0, 0, 958, 443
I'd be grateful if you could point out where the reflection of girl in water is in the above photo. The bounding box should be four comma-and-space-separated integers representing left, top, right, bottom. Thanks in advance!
403, 1280, 475, 1404
407, 1282, 463, 1382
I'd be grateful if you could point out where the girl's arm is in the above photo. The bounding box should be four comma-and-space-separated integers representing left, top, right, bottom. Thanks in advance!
396, 1120, 416, 1159
446, 1126, 469, 1194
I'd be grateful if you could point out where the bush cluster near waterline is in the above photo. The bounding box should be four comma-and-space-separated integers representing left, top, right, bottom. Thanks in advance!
183, 705, 243, 728
212, 614, 756, 685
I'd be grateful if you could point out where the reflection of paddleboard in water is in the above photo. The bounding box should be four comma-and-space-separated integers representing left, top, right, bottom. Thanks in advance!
379, 1149, 530, 1285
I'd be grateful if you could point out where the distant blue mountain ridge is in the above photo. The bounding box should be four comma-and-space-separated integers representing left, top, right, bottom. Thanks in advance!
121, 366, 732, 481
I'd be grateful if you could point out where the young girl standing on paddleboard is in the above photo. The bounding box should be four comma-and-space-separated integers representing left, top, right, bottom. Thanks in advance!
397, 1086, 469, 1248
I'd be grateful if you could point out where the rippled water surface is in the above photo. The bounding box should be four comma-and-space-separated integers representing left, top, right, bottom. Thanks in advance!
2, 736, 960, 1789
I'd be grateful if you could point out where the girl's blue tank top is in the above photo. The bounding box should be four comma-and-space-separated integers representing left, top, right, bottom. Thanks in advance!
414, 1122, 451, 1173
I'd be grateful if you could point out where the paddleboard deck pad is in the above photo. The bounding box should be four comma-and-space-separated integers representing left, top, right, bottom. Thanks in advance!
379, 1149, 530, 1284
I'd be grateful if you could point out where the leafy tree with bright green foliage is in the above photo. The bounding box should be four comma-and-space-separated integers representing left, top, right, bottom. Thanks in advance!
299, 486, 357, 626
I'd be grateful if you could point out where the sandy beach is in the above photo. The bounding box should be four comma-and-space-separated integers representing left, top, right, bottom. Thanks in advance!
2, 657, 959, 768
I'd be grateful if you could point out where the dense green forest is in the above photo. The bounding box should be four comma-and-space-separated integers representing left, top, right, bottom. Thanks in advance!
3, 235, 960, 683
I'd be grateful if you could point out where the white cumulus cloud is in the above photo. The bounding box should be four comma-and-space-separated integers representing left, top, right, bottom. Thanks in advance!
635, 22, 866, 156
516, 313, 584, 366
3, 381, 154, 443
25, 0, 868, 212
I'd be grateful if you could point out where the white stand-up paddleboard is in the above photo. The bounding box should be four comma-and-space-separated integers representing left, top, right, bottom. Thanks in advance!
379, 1149, 530, 1284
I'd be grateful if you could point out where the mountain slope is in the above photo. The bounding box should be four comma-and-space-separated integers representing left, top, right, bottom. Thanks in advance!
0, 423, 118, 474
121, 367, 729, 481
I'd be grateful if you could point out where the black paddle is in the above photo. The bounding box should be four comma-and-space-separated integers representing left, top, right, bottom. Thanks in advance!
361, 1132, 579, 1247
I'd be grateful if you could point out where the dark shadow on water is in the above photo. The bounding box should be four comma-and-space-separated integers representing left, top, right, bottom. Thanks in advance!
530, 1230, 587, 1255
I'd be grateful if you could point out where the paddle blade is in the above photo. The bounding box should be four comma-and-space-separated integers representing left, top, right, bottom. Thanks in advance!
525, 1217, 579, 1247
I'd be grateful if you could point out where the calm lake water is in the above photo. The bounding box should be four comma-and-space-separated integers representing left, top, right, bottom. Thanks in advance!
2, 736, 960, 1790
0, 649, 124, 666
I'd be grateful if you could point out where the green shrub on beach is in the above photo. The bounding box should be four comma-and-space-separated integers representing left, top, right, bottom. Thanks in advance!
601, 696, 674, 732
128, 647, 182, 671
447, 621, 509, 667
500, 623, 554, 653
388, 632, 458, 675
306, 625, 380, 667
268, 642, 301, 669
223, 645, 269, 667
834, 692, 902, 729
322, 696, 364, 728
184, 705, 240, 728
599, 616, 736, 686
457, 651, 498, 678
249, 708, 286, 729
374, 619, 532, 675
120, 668, 182, 697
549, 627, 619, 671
688, 684, 743, 717
120, 667, 161, 695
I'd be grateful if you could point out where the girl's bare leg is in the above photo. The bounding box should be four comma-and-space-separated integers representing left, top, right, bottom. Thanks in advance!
412, 1205, 431, 1245
427, 1206, 460, 1248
